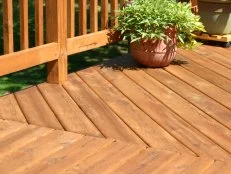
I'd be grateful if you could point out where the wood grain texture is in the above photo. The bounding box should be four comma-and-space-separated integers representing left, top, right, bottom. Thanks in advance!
174, 54, 231, 94
38, 83, 102, 137
63, 73, 145, 145
193, 46, 231, 69
67, 0, 75, 37
146, 65, 231, 129
14, 86, 63, 130
104, 60, 231, 155
77, 68, 193, 154
178, 49, 231, 81
2, 0, 14, 54
67, 30, 120, 55
101, 0, 108, 29
79, 0, 87, 35
90, 0, 98, 32
0, 43, 59, 76
0, 94, 27, 123
164, 63, 231, 110
35, 0, 44, 46
97, 66, 231, 160
46, 0, 68, 83
20, 0, 29, 50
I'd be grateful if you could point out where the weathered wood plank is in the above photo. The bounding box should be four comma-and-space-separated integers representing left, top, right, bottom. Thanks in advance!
0, 94, 27, 123
97, 66, 231, 160
77, 68, 193, 154
14, 86, 63, 130
63, 73, 145, 145
38, 83, 102, 137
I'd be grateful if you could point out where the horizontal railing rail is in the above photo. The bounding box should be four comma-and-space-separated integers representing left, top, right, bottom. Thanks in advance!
0, 0, 122, 83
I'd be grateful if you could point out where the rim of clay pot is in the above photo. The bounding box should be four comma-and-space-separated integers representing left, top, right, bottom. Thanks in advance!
199, 0, 231, 3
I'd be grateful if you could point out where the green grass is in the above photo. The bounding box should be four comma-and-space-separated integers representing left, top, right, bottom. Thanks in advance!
0, 41, 128, 96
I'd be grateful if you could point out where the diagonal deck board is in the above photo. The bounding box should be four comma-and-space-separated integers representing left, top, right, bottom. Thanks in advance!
76, 68, 192, 154
92, 67, 230, 160
193, 46, 231, 69
175, 54, 231, 93
63, 74, 145, 144
145, 67, 231, 129
0, 94, 27, 123
37, 83, 102, 137
14, 86, 64, 129
0, 45, 231, 173
0, 119, 230, 174
164, 64, 231, 110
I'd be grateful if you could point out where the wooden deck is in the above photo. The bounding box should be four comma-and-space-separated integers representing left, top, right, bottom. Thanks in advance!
0, 45, 231, 173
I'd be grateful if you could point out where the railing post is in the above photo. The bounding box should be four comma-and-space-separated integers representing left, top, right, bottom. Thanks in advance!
46, 0, 67, 83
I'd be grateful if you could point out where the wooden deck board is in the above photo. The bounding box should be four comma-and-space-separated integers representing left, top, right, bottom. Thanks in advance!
175, 54, 231, 94
37, 83, 102, 137
145, 68, 231, 129
0, 45, 231, 173
0, 94, 27, 123
77, 68, 193, 154
193, 46, 231, 69
95, 66, 231, 160
63, 73, 145, 145
164, 64, 231, 110
14, 86, 64, 130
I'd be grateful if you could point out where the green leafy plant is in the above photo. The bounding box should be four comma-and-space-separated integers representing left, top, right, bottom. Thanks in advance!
116, 0, 205, 49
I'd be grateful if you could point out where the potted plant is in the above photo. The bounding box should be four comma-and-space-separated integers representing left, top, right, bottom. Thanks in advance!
115, 0, 205, 67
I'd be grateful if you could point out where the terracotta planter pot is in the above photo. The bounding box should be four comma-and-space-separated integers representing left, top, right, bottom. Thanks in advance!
130, 28, 177, 67
198, 0, 231, 34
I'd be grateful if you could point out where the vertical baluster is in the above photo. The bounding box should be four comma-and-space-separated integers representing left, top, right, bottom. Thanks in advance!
20, 0, 29, 50
3, 0, 14, 54
111, 0, 118, 27
90, 0, 98, 32
67, 0, 75, 37
79, 0, 87, 35
101, 0, 108, 29
35, 0, 44, 46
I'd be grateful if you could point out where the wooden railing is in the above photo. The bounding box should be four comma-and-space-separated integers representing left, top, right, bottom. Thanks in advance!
0, 0, 122, 83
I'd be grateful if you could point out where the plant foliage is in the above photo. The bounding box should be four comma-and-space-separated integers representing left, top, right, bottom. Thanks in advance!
116, 0, 205, 49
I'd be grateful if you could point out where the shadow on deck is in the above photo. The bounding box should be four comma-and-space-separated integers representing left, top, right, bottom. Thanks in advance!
0, 45, 231, 173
